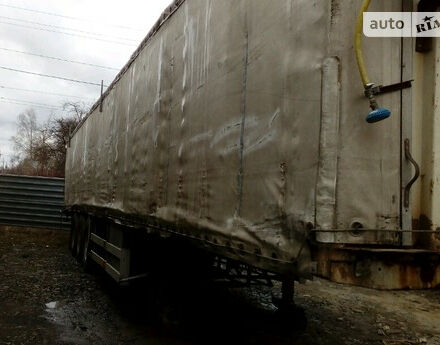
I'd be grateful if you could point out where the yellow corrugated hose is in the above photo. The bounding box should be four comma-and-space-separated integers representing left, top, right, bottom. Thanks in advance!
354, 0, 371, 87
354, 0, 391, 123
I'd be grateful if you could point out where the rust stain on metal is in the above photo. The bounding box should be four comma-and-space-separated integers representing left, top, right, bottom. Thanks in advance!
330, 0, 340, 25
313, 245, 440, 290
413, 214, 440, 252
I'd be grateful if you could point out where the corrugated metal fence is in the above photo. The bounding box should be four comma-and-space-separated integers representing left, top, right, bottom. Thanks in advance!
0, 174, 70, 230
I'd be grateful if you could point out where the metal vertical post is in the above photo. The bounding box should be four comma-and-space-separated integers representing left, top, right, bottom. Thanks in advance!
99, 80, 104, 113
401, 0, 414, 245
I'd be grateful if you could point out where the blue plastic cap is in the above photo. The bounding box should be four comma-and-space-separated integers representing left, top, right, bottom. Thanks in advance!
366, 108, 391, 123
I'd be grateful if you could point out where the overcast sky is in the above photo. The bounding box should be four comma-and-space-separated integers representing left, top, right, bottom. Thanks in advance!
0, 0, 171, 162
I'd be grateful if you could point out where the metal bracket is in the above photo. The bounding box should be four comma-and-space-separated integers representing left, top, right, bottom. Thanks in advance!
368, 80, 413, 96
404, 139, 420, 209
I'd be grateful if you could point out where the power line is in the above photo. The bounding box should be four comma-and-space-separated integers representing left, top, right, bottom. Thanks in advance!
0, 85, 95, 101
0, 21, 138, 47
1, 96, 61, 108
0, 15, 139, 42
0, 66, 109, 87
0, 97, 62, 110
0, 3, 144, 32
2, 100, 58, 110
0, 47, 120, 71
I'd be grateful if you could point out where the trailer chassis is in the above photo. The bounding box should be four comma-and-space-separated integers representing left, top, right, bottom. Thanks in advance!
67, 208, 305, 326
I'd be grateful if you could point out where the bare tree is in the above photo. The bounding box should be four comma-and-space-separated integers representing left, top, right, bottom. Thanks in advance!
0, 151, 8, 172
8, 102, 88, 177
48, 116, 83, 176
48, 101, 87, 175
33, 116, 54, 175
10, 109, 38, 160
63, 101, 88, 123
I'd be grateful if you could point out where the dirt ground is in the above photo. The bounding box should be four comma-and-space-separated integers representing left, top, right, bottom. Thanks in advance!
0, 227, 439, 345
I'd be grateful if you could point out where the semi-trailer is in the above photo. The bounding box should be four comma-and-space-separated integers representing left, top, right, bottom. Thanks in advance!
66, 0, 440, 317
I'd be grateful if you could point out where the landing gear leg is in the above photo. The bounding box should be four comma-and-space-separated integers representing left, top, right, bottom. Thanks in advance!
276, 276, 307, 332
281, 276, 295, 309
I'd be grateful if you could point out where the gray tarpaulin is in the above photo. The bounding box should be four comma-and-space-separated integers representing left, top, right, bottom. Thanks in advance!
66, 0, 404, 276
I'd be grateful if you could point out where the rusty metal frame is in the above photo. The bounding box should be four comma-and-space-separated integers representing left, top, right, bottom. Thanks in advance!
210, 256, 278, 287
313, 244, 440, 289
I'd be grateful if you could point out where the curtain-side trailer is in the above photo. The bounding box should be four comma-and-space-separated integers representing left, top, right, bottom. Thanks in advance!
66, 0, 440, 317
